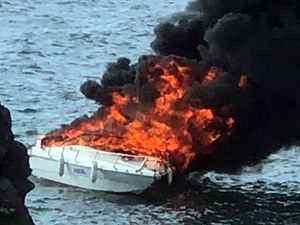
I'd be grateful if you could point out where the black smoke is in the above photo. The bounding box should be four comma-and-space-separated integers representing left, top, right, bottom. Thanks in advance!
80, 57, 136, 106
152, 0, 300, 172
81, 0, 300, 172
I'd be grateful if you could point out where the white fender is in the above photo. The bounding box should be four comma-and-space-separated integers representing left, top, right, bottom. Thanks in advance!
167, 167, 173, 185
91, 161, 98, 183
59, 157, 65, 177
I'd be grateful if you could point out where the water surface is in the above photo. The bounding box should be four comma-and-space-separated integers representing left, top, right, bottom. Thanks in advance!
0, 0, 299, 224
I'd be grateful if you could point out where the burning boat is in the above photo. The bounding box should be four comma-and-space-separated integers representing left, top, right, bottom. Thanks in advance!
28, 0, 300, 193
28, 56, 239, 193
28, 135, 173, 194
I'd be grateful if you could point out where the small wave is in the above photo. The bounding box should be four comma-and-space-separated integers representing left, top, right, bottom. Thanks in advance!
38, 70, 55, 75
17, 50, 45, 57
26, 130, 38, 136
51, 42, 66, 47
28, 206, 62, 213
31, 199, 47, 204
26, 64, 42, 70
61, 91, 79, 101
56, 1, 75, 5
17, 108, 39, 113
22, 71, 35, 75
69, 32, 91, 41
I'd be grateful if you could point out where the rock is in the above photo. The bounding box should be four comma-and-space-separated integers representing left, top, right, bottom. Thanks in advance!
0, 177, 33, 225
0, 103, 34, 224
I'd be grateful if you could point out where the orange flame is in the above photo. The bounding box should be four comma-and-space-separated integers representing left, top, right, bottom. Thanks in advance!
202, 67, 220, 84
43, 59, 237, 172
238, 75, 248, 88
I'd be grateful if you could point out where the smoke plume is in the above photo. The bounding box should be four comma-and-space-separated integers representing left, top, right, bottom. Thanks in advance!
76, 0, 300, 172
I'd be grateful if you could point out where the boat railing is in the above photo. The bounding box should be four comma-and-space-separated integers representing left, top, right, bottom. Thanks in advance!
45, 145, 146, 159
135, 157, 148, 173
68, 145, 152, 171
89, 148, 148, 160
44, 144, 161, 172
112, 154, 149, 171
37, 134, 164, 172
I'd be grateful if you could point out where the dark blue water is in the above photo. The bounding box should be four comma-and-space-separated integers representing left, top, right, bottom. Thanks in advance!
0, 0, 299, 224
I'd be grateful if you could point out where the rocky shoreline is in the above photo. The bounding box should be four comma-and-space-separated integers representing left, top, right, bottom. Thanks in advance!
0, 103, 34, 225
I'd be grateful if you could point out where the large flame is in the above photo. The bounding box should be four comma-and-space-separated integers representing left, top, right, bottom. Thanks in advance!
43, 57, 242, 172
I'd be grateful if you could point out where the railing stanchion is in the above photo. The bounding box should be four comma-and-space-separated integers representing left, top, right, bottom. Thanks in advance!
48, 147, 52, 158
113, 156, 120, 170
61, 147, 65, 158
135, 156, 147, 173
74, 149, 80, 163
92, 151, 99, 163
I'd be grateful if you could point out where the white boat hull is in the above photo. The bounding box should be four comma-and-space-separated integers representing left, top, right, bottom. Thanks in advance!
28, 137, 170, 194
30, 156, 155, 193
